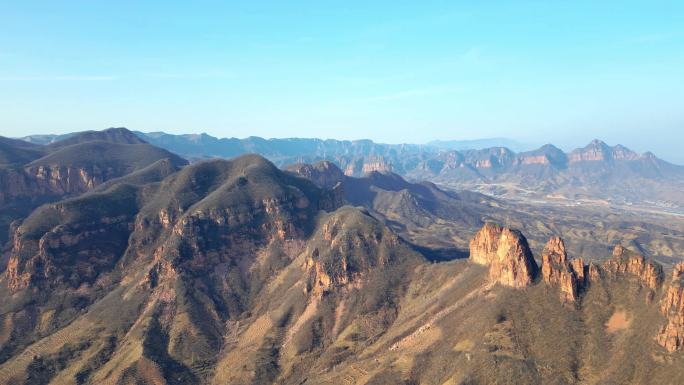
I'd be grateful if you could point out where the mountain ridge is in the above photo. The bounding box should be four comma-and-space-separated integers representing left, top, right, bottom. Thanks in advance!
0, 128, 188, 246
18, 128, 682, 211
0, 137, 683, 383
18, 130, 680, 166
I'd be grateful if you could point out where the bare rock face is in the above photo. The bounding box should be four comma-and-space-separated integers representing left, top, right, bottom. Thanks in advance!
304, 208, 401, 295
0, 163, 143, 206
343, 157, 393, 176
588, 261, 602, 281
540, 237, 579, 302
464, 148, 515, 169
286, 161, 346, 189
469, 223, 538, 288
604, 245, 664, 290
571, 258, 586, 286
6, 193, 138, 291
361, 157, 392, 175
568, 139, 610, 162
287, 161, 347, 211
0, 169, 35, 206
657, 263, 684, 352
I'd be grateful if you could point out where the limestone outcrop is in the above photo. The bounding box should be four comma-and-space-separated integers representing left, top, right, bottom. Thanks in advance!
657, 263, 684, 352
469, 223, 538, 288
604, 245, 664, 290
540, 237, 579, 302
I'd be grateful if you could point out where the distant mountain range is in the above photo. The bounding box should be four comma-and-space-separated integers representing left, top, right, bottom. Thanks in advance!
17, 129, 684, 211
426, 137, 530, 152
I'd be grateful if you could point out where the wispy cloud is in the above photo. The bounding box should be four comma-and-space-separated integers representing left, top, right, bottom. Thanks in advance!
0, 75, 116, 81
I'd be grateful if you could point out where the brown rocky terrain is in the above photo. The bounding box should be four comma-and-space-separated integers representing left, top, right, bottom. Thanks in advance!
288, 161, 684, 268
0, 130, 683, 384
0, 128, 187, 245
0, 149, 683, 384
605, 245, 664, 291
285, 161, 345, 189
468, 223, 537, 288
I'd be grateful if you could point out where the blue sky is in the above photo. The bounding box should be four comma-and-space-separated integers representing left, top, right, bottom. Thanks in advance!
1, 1, 683, 162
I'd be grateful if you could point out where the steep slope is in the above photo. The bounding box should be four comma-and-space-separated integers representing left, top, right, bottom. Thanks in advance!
469, 222, 538, 288
0, 128, 188, 246
287, 162, 489, 258
0, 154, 349, 384
0, 137, 45, 168
4, 188, 684, 385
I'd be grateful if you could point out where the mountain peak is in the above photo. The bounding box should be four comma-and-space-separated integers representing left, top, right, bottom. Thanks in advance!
47, 127, 146, 149
588, 138, 608, 147
569, 139, 631, 163
469, 222, 538, 288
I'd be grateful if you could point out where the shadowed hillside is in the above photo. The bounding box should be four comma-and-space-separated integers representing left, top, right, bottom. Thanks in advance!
0, 128, 187, 246
0, 132, 682, 384
1, 153, 684, 383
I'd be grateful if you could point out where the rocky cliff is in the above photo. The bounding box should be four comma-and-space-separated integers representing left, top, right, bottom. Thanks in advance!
0, 131, 188, 245
540, 236, 580, 302
604, 244, 664, 291
657, 262, 684, 352
537, 238, 666, 304
5, 183, 143, 291
343, 157, 393, 176
304, 207, 405, 295
469, 223, 538, 288
285, 161, 346, 189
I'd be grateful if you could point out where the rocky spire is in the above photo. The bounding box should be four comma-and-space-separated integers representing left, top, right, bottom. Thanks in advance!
469, 223, 538, 288
604, 245, 664, 291
540, 236, 579, 302
657, 263, 684, 352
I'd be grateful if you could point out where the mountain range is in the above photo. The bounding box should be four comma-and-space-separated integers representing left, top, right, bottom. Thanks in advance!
138, 131, 684, 212
0, 127, 683, 384
23, 129, 683, 212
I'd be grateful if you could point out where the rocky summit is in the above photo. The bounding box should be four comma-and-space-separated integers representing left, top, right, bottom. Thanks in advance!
469, 222, 538, 288
0, 128, 683, 384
